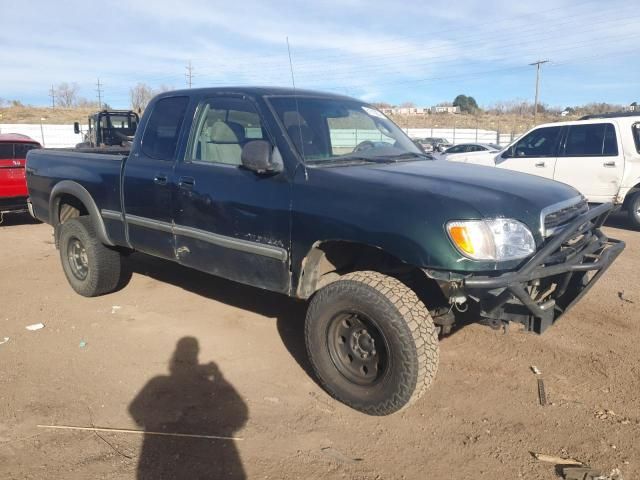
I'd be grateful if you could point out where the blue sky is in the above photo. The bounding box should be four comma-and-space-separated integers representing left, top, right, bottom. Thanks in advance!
1, 0, 638, 109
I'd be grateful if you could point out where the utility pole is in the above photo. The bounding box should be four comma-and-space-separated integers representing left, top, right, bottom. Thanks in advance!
49, 85, 56, 109
96, 78, 103, 109
529, 60, 549, 122
185, 61, 194, 88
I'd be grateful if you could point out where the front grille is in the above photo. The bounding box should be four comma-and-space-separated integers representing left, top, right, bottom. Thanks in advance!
541, 197, 589, 237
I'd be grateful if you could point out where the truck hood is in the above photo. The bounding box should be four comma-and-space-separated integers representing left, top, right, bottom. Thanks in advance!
323, 160, 581, 237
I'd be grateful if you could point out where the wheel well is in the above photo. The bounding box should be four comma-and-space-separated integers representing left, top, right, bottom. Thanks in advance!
297, 241, 447, 309
55, 193, 89, 225
623, 184, 640, 209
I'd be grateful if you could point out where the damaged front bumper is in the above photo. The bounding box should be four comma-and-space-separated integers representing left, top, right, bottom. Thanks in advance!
432, 203, 625, 334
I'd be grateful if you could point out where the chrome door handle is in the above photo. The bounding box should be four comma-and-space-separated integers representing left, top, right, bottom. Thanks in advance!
603, 160, 616, 167
179, 176, 195, 190
153, 174, 168, 186
535, 161, 545, 167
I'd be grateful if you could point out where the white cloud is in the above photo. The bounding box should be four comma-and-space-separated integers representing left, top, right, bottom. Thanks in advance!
0, 0, 638, 106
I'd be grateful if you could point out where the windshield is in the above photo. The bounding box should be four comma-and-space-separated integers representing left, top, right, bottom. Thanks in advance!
268, 97, 424, 165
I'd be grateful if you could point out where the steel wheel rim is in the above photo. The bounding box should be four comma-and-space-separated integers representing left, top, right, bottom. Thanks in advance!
67, 237, 89, 280
326, 311, 388, 386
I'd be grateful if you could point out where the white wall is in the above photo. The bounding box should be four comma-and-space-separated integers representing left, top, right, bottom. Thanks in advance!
0, 124, 521, 149
405, 128, 517, 146
0, 124, 86, 148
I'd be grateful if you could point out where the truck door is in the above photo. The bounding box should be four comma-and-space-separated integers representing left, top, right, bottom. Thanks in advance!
172, 95, 291, 293
495, 126, 561, 179
553, 122, 623, 203
122, 96, 189, 259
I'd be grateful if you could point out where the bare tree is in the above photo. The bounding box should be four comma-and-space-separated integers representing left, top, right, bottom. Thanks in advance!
130, 83, 176, 112
55, 82, 80, 107
76, 97, 101, 108
130, 83, 155, 112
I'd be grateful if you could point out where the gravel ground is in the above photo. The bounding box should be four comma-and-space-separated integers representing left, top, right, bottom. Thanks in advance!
0, 212, 638, 479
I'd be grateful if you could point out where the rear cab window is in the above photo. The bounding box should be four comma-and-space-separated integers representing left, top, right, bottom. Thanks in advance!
562, 123, 618, 156
633, 123, 640, 154
0, 143, 40, 160
141, 96, 189, 160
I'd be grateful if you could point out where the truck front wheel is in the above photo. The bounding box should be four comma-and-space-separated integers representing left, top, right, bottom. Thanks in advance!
305, 271, 439, 415
58, 217, 125, 297
627, 192, 640, 229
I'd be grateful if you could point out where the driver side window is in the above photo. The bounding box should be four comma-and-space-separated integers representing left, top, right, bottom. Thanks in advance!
187, 97, 265, 166
510, 126, 561, 158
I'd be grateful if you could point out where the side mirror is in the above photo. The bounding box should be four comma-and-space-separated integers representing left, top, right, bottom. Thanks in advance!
73, 122, 80, 134
241, 140, 282, 174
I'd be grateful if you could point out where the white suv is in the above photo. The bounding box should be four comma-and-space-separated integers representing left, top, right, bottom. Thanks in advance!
451, 113, 640, 227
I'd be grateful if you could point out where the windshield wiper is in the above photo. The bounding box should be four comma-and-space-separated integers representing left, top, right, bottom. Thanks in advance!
378, 152, 434, 161
306, 155, 395, 166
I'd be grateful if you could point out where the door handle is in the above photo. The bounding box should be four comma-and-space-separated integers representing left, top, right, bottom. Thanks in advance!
153, 174, 168, 186
535, 161, 545, 167
179, 176, 195, 190
603, 160, 616, 167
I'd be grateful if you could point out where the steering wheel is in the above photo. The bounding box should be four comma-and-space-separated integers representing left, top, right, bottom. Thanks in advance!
353, 140, 375, 152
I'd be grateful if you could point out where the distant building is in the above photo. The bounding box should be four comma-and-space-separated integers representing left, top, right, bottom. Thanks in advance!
625, 102, 638, 112
431, 105, 460, 114
381, 105, 460, 115
381, 107, 429, 115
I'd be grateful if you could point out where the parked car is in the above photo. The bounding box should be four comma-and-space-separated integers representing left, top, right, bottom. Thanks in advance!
415, 137, 453, 153
26, 87, 624, 415
440, 143, 502, 162
453, 113, 640, 228
0, 134, 41, 218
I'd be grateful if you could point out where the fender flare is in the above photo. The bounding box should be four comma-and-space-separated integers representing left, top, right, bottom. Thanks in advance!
49, 180, 114, 246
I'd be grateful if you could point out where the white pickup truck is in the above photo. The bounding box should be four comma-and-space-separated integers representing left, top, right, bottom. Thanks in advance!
449, 113, 640, 227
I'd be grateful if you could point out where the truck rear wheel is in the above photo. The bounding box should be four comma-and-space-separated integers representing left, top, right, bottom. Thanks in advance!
627, 192, 640, 229
58, 217, 124, 297
305, 271, 439, 415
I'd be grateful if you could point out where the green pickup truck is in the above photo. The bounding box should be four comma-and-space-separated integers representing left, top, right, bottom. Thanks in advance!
26, 87, 625, 415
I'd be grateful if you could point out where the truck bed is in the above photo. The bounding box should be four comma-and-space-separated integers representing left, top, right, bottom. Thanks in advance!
26, 149, 126, 224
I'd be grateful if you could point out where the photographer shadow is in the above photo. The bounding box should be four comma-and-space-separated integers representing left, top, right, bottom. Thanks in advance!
129, 337, 248, 479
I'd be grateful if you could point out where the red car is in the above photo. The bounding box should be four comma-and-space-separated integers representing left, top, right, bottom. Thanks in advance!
0, 134, 41, 217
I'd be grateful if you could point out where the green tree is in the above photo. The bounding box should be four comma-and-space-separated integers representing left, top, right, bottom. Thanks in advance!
453, 94, 479, 113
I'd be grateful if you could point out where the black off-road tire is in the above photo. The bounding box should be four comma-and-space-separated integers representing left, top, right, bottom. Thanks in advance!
58, 216, 124, 297
627, 192, 640, 229
305, 271, 439, 415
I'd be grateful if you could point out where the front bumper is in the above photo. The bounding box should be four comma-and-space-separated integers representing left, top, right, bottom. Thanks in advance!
459, 203, 624, 333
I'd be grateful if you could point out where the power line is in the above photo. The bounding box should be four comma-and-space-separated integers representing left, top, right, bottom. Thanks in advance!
185, 60, 194, 88
529, 60, 549, 121
96, 78, 103, 109
49, 85, 56, 109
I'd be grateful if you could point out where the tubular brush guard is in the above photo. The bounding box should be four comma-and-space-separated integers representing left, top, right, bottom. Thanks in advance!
463, 203, 625, 333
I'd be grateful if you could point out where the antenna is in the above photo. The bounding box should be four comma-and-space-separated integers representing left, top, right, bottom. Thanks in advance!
286, 36, 308, 180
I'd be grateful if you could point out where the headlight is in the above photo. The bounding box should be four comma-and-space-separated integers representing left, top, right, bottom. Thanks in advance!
446, 218, 536, 261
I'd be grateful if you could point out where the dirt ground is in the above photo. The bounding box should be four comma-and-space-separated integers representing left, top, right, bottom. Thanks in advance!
1, 212, 639, 480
